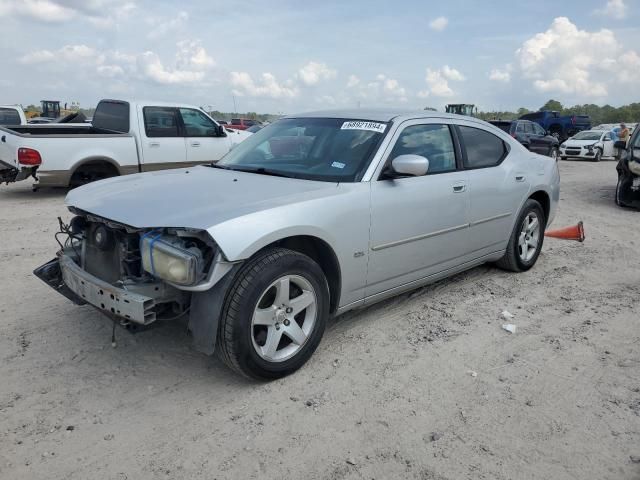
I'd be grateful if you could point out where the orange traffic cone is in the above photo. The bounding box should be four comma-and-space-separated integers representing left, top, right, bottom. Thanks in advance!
544, 221, 585, 242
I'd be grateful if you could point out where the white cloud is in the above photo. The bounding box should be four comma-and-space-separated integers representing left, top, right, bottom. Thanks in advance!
489, 65, 512, 82
0, 0, 135, 27
593, 0, 627, 19
20, 44, 101, 65
515, 16, 639, 98
230, 72, 299, 99
346, 74, 360, 88
419, 65, 465, 97
147, 11, 188, 40
297, 61, 337, 86
20, 41, 216, 86
429, 16, 448, 32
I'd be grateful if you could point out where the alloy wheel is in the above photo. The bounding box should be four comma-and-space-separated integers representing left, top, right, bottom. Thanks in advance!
518, 212, 540, 262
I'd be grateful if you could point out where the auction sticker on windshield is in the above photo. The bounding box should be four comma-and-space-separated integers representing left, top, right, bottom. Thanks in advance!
341, 121, 387, 133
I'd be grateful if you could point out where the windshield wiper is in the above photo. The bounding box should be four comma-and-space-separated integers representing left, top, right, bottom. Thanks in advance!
207, 163, 232, 170
229, 167, 297, 179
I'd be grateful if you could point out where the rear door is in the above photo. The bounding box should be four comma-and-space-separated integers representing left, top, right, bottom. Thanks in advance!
139, 106, 186, 171
528, 122, 553, 155
457, 123, 530, 258
178, 108, 230, 165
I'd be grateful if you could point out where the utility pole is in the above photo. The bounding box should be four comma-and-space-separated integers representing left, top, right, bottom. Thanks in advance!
232, 94, 237, 115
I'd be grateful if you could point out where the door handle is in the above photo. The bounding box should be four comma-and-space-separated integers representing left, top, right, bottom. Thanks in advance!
190, 141, 201, 147
515, 175, 526, 182
452, 184, 466, 193
148, 142, 160, 147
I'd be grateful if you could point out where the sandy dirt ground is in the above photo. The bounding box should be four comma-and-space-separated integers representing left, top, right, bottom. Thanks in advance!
0, 161, 639, 480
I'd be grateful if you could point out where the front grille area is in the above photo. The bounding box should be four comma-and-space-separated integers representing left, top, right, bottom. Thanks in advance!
83, 222, 143, 285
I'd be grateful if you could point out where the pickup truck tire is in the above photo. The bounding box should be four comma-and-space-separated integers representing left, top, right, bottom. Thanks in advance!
217, 247, 329, 380
70, 161, 119, 188
495, 199, 546, 272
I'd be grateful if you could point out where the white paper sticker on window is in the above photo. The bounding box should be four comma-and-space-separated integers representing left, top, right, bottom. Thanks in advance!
331, 161, 345, 169
341, 121, 387, 133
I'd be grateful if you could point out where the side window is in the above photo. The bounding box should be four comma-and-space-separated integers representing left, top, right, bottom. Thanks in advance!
516, 122, 526, 133
388, 124, 456, 174
179, 108, 216, 137
458, 126, 507, 169
143, 107, 180, 137
533, 123, 546, 136
524, 122, 535, 134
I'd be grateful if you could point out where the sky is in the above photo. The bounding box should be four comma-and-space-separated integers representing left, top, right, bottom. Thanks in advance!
0, 0, 638, 113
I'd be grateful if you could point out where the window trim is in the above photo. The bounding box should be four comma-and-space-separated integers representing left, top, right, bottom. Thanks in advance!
376, 122, 460, 180
142, 106, 183, 138
454, 124, 510, 171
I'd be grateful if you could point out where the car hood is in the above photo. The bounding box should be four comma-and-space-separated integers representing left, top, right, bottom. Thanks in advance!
65, 166, 341, 230
563, 139, 600, 147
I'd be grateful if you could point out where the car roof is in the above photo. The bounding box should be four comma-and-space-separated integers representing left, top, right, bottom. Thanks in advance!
101, 99, 203, 110
287, 108, 490, 125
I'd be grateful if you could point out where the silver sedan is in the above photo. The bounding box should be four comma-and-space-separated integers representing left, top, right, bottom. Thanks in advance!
36, 109, 560, 379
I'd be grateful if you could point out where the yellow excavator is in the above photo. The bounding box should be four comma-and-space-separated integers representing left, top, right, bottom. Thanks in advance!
25, 100, 82, 122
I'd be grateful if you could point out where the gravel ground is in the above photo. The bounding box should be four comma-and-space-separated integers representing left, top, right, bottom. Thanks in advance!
1, 161, 639, 480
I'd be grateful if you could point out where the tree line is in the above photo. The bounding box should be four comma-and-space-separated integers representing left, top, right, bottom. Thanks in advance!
477, 99, 640, 126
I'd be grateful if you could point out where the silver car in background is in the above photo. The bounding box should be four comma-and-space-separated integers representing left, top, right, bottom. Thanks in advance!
35, 109, 560, 379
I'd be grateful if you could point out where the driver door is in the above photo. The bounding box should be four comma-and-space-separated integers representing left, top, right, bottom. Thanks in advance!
179, 108, 231, 165
366, 121, 470, 300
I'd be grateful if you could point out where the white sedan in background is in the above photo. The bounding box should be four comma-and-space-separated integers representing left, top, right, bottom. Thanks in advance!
559, 130, 615, 161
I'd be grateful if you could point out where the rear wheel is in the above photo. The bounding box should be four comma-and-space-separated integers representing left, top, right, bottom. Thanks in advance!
70, 162, 119, 188
217, 248, 329, 380
496, 199, 546, 272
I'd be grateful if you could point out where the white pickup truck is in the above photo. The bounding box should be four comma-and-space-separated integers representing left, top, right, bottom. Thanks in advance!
0, 105, 27, 126
0, 99, 250, 188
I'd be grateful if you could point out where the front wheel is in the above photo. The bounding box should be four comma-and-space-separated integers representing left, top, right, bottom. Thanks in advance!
593, 149, 602, 162
217, 248, 329, 380
495, 199, 546, 272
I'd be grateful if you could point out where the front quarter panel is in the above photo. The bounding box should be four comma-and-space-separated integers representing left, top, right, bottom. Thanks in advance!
207, 182, 371, 308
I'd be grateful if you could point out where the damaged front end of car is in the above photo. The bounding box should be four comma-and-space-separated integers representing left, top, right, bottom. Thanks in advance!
34, 210, 241, 354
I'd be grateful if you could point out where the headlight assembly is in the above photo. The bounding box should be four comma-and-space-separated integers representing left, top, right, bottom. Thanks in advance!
140, 233, 203, 286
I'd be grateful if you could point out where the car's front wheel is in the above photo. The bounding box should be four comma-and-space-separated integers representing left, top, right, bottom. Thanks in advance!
217, 248, 329, 380
593, 149, 602, 162
496, 199, 546, 272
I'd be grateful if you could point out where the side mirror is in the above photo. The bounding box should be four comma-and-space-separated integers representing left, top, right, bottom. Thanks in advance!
614, 140, 627, 149
388, 154, 429, 177
213, 125, 226, 137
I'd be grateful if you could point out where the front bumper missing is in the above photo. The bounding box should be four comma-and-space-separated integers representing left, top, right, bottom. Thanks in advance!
34, 253, 158, 325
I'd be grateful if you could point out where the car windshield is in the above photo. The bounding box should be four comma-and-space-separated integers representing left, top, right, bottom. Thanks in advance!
216, 117, 389, 182
572, 131, 602, 141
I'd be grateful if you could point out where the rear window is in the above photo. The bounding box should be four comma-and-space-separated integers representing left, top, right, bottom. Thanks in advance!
458, 126, 507, 169
231, 119, 241, 125
0, 108, 21, 125
92, 100, 130, 133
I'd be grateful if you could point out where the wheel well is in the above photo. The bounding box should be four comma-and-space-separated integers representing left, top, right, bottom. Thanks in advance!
269, 236, 342, 314
71, 159, 120, 178
529, 191, 550, 221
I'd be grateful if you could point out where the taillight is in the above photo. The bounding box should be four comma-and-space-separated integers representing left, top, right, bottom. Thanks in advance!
511, 132, 517, 138
18, 148, 42, 166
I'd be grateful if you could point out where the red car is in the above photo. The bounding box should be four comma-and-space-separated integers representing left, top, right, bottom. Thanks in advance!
227, 118, 260, 130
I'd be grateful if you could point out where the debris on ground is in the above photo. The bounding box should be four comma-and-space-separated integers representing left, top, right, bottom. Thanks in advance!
502, 324, 517, 334
501, 310, 515, 320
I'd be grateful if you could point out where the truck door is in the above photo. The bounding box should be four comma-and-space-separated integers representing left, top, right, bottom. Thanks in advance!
178, 108, 231, 165
139, 106, 187, 171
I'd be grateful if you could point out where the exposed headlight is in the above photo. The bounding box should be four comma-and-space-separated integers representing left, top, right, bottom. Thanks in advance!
140, 234, 202, 286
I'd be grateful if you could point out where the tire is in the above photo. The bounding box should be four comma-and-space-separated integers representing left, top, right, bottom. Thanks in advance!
561, 156, 567, 160
615, 173, 623, 206
593, 149, 602, 162
217, 248, 329, 380
70, 162, 118, 188
549, 147, 559, 161
495, 199, 546, 272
